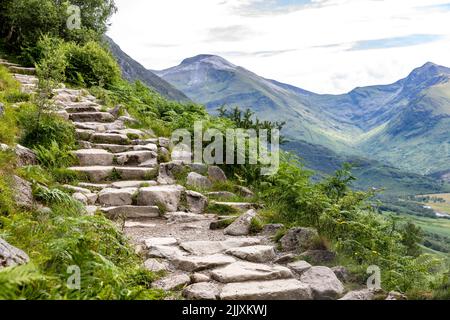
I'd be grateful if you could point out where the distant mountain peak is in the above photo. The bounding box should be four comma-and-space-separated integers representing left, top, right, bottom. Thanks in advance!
407, 61, 450, 79
180, 54, 237, 69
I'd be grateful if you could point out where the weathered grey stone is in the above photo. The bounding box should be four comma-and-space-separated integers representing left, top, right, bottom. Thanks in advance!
0, 238, 30, 268
179, 238, 262, 256
280, 227, 320, 253
225, 246, 276, 263
76, 129, 95, 141
340, 289, 376, 300
68, 166, 114, 182
114, 166, 157, 180
73, 149, 114, 166
157, 161, 185, 185
331, 266, 351, 283
144, 259, 170, 273
189, 163, 208, 175
158, 137, 171, 149
190, 273, 211, 283
186, 190, 208, 214
220, 279, 313, 300
224, 209, 258, 236
212, 202, 256, 212
111, 180, 157, 189
166, 212, 209, 223
183, 282, 220, 300
186, 172, 212, 189
235, 185, 254, 198
148, 245, 187, 259
172, 254, 236, 272
98, 188, 137, 206
101, 206, 160, 219
211, 262, 293, 283
274, 254, 297, 264
143, 237, 178, 248
115, 151, 157, 166
206, 191, 236, 199
15, 144, 37, 167
69, 112, 114, 123
299, 250, 337, 264
91, 133, 129, 145
208, 166, 227, 182
300, 266, 345, 300
72, 192, 88, 205
12, 175, 33, 209
124, 221, 156, 228
386, 291, 407, 300
152, 273, 190, 291
134, 143, 158, 152
0, 102, 4, 116
262, 224, 285, 236
137, 185, 185, 212
287, 261, 312, 275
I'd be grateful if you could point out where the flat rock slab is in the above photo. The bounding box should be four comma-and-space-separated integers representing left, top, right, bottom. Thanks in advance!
1, 238, 30, 268
152, 273, 191, 291
114, 167, 157, 180
299, 266, 345, 300
124, 221, 156, 229
220, 279, 313, 300
98, 188, 137, 206
73, 149, 113, 166
224, 209, 258, 236
68, 166, 114, 182
183, 283, 220, 300
179, 238, 262, 256
91, 133, 129, 145
102, 206, 160, 219
144, 258, 170, 273
287, 261, 312, 275
137, 185, 185, 212
165, 212, 209, 224
172, 254, 236, 272
225, 245, 276, 263
149, 245, 187, 259
144, 237, 178, 248
211, 262, 293, 283
111, 180, 157, 189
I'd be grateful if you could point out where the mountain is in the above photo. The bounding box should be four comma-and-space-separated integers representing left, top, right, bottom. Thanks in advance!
104, 36, 191, 103
155, 55, 450, 176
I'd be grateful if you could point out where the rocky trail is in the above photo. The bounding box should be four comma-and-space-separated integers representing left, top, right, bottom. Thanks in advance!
1, 59, 394, 301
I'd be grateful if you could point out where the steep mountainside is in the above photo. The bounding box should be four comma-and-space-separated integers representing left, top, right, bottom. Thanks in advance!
156, 56, 450, 175
104, 36, 191, 103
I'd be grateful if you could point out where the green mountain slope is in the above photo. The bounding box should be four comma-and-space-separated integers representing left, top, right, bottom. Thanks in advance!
156, 56, 450, 176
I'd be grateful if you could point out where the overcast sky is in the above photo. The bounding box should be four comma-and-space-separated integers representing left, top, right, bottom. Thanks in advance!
107, 0, 450, 94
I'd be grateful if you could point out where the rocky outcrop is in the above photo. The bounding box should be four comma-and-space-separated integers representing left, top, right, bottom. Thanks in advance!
186, 190, 208, 214
183, 282, 220, 300
208, 166, 227, 182
280, 227, 320, 253
186, 172, 212, 189
224, 209, 257, 236
0, 238, 30, 268
15, 144, 37, 167
300, 266, 345, 300
12, 175, 33, 209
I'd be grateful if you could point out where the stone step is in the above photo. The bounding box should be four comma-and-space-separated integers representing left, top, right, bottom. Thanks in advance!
225, 246, 276, 263
211, 262, 293, 283
72, 149, 114, 166
114, 166, 158, 180
98, 188, 138, 206
73, 121, 126, 132
64, 105, 100, 113
69, 112, 115, 123
179, 238, 262, 256
68, 166, 114, 182
0, 60, 20, 67
115, 150, 158, 167
91, 143, 134, 153
220, 279, 313, 300
90, 133, 130, 145
78, 182, 111, 191
111, 180, 157, 188
101, 205, 161, 219
171, 254, 236, 272
8, 65, 36, 75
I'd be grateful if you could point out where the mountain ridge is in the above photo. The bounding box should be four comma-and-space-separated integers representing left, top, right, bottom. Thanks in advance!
155, 54, 450, 175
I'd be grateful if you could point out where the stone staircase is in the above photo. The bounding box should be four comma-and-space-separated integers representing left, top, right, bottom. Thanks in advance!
8, 60, 350, 301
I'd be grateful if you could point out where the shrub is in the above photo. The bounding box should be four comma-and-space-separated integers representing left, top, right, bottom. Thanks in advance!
64, 41, 121, 88
34, 141, 77, 170
16, 103, 76, 149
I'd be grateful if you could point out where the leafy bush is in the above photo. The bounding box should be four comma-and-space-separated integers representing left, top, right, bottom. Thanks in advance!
34, 141, 77, 170
64, 41, 121, 87
16, 103, 76, 149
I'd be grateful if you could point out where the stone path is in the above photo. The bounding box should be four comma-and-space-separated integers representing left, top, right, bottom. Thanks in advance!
6, 60, 348, 301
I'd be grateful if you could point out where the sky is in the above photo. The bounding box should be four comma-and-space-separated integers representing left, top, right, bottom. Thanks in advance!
107, 0, 450, 94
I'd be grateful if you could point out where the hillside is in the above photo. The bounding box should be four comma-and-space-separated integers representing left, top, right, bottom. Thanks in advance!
104, 36, 191, 103
156, 56, 450, 176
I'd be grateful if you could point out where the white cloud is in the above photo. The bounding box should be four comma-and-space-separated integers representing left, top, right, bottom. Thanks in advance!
107, 0, 450, 94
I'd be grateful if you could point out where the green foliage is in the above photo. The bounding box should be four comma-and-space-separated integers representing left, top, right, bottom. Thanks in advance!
34, 141, 77, 170
0, 264, 44, 300
0, 0, 117, 61
16, 103, 76, 149
64, 41, 121, 88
